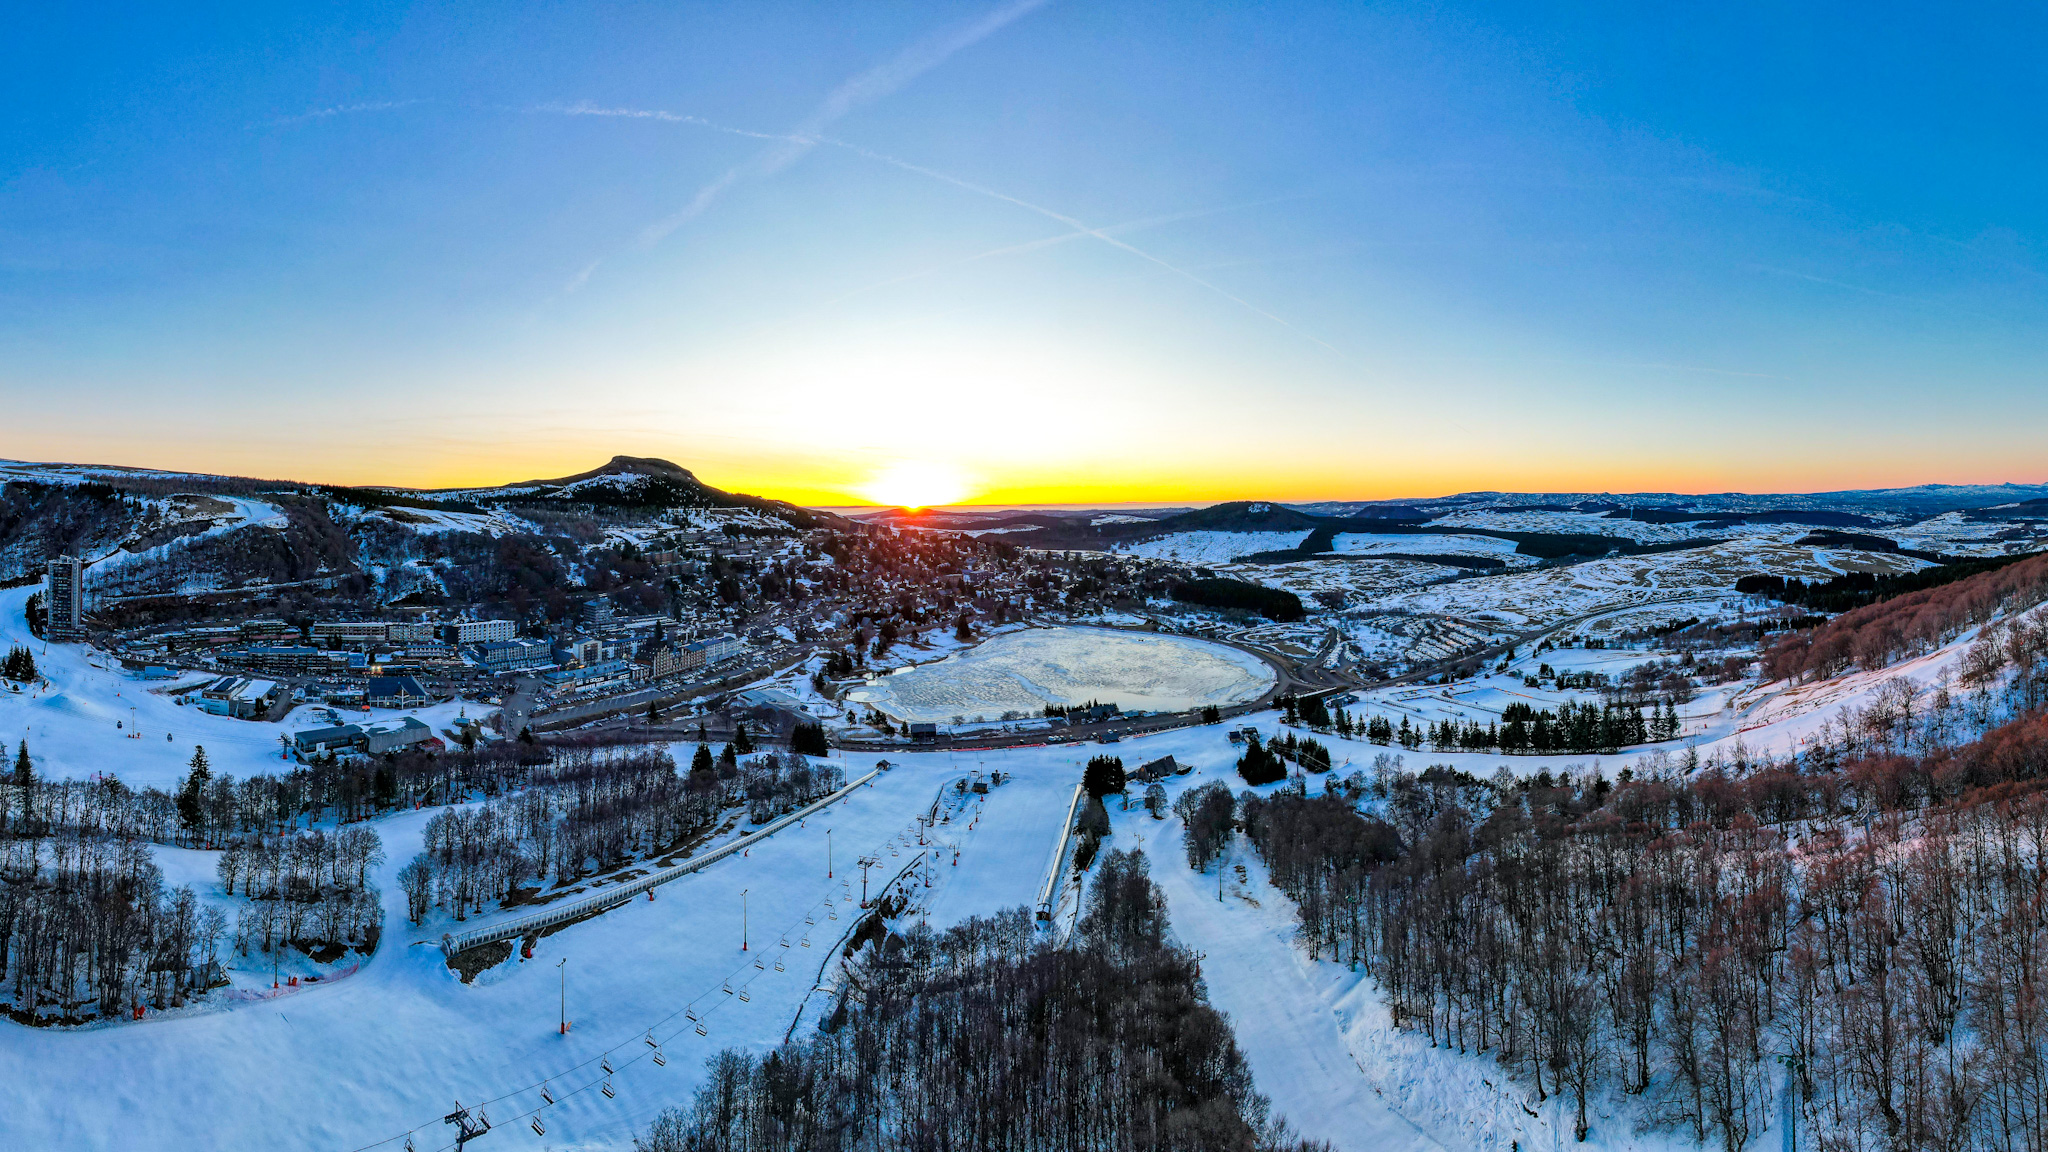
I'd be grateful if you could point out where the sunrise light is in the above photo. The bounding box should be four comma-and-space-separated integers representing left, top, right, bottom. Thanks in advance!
858, 460, 970, 510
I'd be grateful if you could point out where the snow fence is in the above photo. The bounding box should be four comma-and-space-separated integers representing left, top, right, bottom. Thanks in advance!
440, 765, 885, 958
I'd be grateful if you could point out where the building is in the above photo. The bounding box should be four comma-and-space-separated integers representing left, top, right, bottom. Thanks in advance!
238, 619, 295, 643
554, 637, 605, 667
311, 622, 392, 648
542, 658, 631, 692
581, 596, 614, 630
469, 638, 553, 674
44, 555, 85, 641
361, 716, 437, 755
387, 621, 435, 644
1133, 755, 1188, 782
293, 724, 365, 759
198, 676, 286, 720
241, 645, 327, 674
679, 633, 745, 672
908, 722, 939, 743
364, 674, 428, 708
640, 644, 689, 681
446, 619, 517, 645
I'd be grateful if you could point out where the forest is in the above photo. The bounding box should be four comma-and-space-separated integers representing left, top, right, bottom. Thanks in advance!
399, 747, 842, 923
1758, 552, 2048, 682
1169, 577, 1308, 622
635, 850, 1325, 1152
1222, 677, 2048, 1151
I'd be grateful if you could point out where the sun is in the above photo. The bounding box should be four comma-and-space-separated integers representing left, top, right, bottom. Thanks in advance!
859, 461, 969, 510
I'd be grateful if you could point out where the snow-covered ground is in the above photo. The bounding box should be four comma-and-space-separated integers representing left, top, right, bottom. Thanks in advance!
1119, 530, 1311, 564
843, 626, 1276, 724
1101, 771, 1710, 1151
0, 585, 488, 789
1328, 532, 1531, 564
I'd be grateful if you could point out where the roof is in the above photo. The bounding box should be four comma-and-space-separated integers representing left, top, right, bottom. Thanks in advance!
294, 724, 364, 746
365, 674, 426, 697
361, 716, 430, 736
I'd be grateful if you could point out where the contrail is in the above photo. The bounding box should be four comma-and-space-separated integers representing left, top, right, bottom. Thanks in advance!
540, 101, 1344, 357
794, 198, 1303, 317
815, 137, 1347, 356
637, 0, 1049, 245
268, 99, 421, 128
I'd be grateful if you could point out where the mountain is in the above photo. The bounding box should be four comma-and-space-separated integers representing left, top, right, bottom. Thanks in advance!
384, 455, 846, 531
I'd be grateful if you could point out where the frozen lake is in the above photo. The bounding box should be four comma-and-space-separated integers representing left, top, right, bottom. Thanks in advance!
845, 626, 1278, 723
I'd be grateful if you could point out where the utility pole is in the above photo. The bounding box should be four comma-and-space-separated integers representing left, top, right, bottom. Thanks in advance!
858, 856, 879, 906
557, 957, 569, 1034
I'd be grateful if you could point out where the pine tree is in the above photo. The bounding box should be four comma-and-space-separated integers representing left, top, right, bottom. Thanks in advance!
176, 746, 212, 834
733, 721, 755, 755
12, 740, 30, 788
690, 743, 715, 778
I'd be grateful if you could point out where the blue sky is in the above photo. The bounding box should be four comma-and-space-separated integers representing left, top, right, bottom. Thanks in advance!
4, 2, 2045, 502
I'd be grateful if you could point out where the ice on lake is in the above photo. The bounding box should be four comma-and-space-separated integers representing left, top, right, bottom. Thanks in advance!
845, 626, 1277, 723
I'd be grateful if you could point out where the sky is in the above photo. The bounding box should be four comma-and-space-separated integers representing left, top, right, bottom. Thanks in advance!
4, 2, 2047, 507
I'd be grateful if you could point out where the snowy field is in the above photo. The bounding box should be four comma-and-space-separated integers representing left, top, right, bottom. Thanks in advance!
1327, 532, 1530, 563
0, 587, 483, 789
0, 651, 1887, 1151
843, 626, 1277, 723
1118, 530, 1311, 564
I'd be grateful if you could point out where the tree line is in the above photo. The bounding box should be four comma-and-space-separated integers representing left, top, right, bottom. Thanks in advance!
216, 826, 384, 960
1216, 697, 2048, 1150
400, 748, 843, 924
636, 850, 1326, 1152
1761, 552, 2048, 682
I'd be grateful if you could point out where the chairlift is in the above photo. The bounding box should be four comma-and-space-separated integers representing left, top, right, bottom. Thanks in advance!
722, 982, 734, 995
601, 1056, 614, 1075
738, 988, 751, 1002
753, 957, 764, 970
773, 958, 785, 972
601, 1081, 615, 1100
800, 937, 812, 948
540, 1083, 554, 1105
685, 1007, 698, 1022
646, 1032, 660, 1048
695, 1022, 708, 1036
652, 1050, 667, 1067
531, 1117, 546, 1137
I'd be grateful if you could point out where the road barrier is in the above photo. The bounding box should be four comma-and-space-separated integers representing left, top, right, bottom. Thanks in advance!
440, 766, 884, 958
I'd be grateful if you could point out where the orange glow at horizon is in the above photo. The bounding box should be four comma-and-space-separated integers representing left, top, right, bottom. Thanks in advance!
11, 434, 2048, 511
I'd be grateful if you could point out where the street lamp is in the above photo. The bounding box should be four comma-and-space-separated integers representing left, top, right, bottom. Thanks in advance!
827, 828, 833, 879
741, 889, 749, 952
557, 958, 569, 1034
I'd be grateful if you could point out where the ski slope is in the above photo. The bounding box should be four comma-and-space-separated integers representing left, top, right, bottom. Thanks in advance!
0, 585, 479, 790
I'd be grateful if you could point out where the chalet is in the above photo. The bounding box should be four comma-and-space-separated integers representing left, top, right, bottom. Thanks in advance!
364, 675, 428, 708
